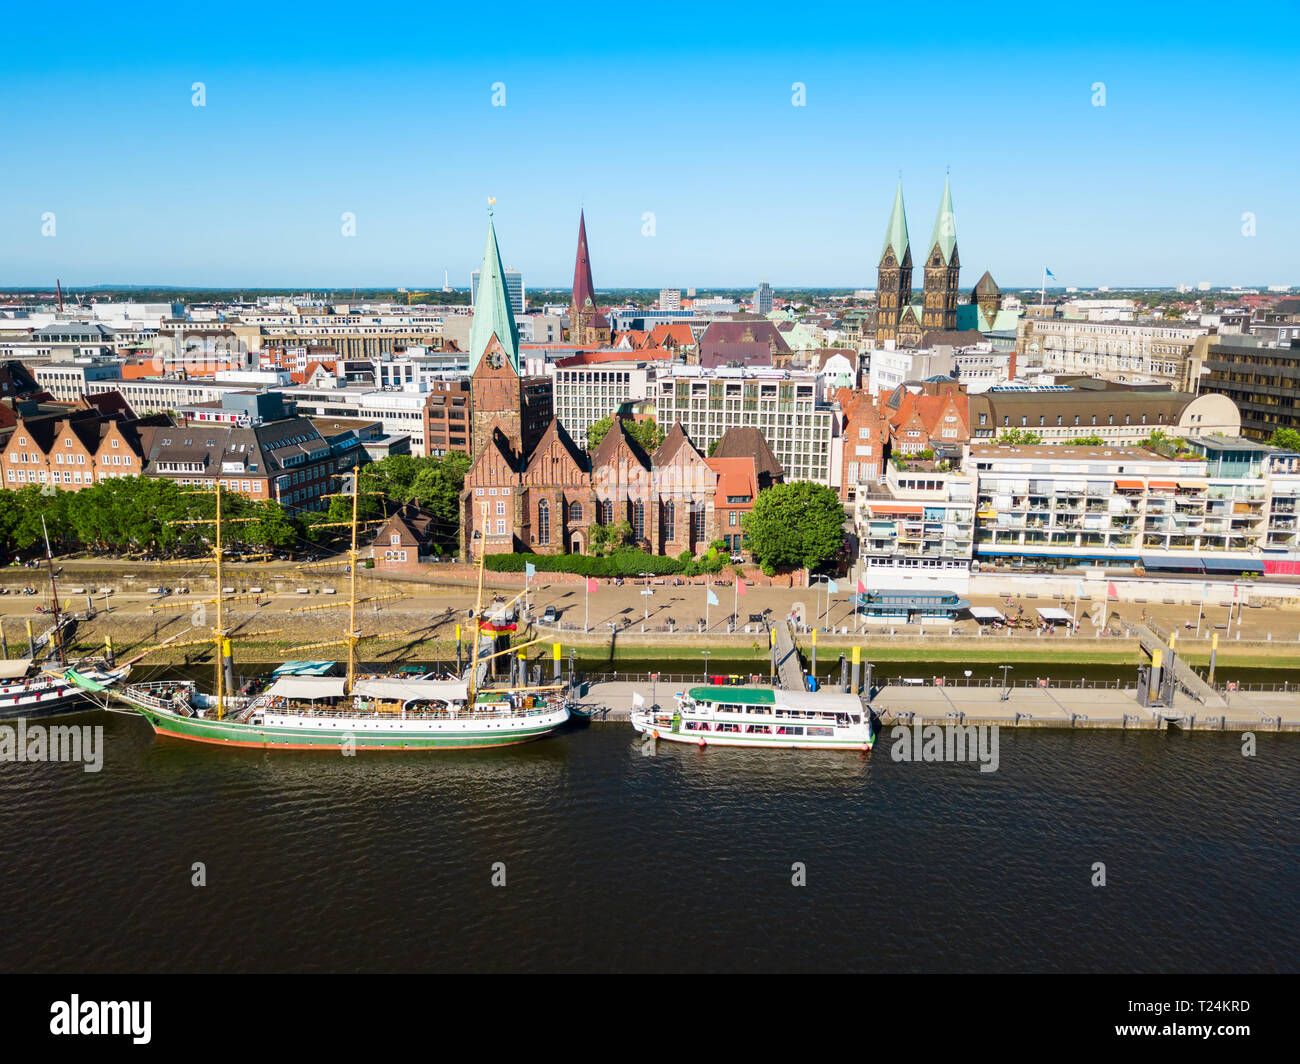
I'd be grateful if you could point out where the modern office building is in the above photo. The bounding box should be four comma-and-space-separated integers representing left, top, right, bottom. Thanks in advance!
553, 362, 653, 443
1192, 333, 1300, 440
471, 267, 524, 315
653, 366, 837, 484
753, 282, 773, 315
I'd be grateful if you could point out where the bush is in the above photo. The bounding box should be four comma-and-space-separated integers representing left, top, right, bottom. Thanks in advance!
485, 549, 685, 578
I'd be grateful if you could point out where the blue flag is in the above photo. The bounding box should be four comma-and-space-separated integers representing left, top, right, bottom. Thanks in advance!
827, 579, 839, 593
1045, 267, 1057, 279
706, 589, 719, 606
525, 562, 536, 579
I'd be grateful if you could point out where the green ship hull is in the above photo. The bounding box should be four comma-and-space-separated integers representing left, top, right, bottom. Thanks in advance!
133, 701, 566, 751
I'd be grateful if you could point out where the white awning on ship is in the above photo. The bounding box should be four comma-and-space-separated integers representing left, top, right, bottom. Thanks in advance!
0, 658, 33, 679
352, 678, 468, 703
969, 606, 1004, 621
264, 676, 347, 700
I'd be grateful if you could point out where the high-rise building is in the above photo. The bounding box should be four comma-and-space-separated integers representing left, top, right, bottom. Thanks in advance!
753, 282, 773, 315
470, 266, 524, 315
658, 288, 681, 311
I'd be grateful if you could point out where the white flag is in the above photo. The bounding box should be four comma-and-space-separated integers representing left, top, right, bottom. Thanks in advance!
631, 691, 645, 708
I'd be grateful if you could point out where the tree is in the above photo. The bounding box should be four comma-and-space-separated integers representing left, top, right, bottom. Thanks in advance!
997, 428, 1043, 445
1063, 435, 1105, 446
1269, 427, 1300, 452
587, 415, 665, 455
742, 481, 845, 572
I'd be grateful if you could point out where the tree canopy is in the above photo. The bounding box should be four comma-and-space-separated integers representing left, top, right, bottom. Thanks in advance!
742, 481, 846, 572
997, 428, 1043, 445
586, 416, 666, 455
1269, 427, 1300, 452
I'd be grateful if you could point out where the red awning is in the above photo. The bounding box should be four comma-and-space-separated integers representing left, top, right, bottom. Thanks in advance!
1148, 480, 1179, 490
1115, 479, 1145, 490
869, 504, 923, 516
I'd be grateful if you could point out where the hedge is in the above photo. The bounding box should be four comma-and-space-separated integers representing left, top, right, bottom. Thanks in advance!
485, 548, 724, 578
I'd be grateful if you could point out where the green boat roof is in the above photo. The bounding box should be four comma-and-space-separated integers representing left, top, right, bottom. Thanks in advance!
688, 686, 775, 705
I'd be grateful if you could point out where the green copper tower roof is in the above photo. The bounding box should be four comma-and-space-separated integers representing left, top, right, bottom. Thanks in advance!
928, 176, 957, 265
468, 212, 520, 373
880, 182, 910, 265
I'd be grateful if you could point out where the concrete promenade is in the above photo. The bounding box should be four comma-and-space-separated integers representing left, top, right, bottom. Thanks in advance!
577, 679, 1300, 732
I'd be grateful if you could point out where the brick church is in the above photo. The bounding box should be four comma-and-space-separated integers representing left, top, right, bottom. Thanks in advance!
458, 212, 776, 560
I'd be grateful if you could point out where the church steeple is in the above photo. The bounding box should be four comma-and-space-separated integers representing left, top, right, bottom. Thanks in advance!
569, 210, 609, 346
922, 176, 960, 332
875, 182, 913, 346
467, 210, 520, 374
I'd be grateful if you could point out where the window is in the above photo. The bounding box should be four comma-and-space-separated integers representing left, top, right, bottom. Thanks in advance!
633, 500, 644, 541
568, 501, 583, 524
693, 506, 706, 541
537, 499, 550, 544
496, 500, 506, 516
662, 500, 675, 540
391, 534, 401, 546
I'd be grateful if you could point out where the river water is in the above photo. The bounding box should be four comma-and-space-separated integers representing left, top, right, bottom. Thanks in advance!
2, 710, 1295, 972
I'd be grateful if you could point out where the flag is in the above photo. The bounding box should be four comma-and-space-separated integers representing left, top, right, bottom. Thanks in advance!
1076, 580, 1084, 597
706, 589, 719, 606
736, 578, 746, 595
631, 691, 645, 708
857, 577, 866, 594
1233, 583, 1239, 600
827, 579, 839, 594
586, 577, 598, 593
525, 561, 536, 579
1107, 581, 1118, 599
1045, 267, 1057, 279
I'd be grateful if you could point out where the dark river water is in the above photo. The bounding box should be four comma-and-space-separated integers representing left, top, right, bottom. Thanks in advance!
2, 710, 1296, 972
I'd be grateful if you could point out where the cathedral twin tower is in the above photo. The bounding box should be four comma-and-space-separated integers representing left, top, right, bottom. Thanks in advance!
875, 176, 960, 346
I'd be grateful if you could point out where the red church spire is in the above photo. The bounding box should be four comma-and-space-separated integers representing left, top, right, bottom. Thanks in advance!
571, 209, 598, 314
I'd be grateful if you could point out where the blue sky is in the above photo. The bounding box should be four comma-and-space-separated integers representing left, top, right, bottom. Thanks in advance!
1, 0, 1297, 290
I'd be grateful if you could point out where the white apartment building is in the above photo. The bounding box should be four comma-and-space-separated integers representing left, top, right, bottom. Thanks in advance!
284, 382, 427, 455
867, 344, 956, 396
856, 468, 976, 594
658, 289, 681, 311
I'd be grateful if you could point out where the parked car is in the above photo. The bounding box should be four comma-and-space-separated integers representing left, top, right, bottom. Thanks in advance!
541, 605, 558, 623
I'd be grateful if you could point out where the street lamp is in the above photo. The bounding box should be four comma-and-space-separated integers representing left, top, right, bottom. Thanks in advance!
701, 649, 711, 681
999, 664, 1012, 701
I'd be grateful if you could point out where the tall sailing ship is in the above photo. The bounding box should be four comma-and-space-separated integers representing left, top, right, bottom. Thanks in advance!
112, 476, 569, 750
1, 517, 131, 721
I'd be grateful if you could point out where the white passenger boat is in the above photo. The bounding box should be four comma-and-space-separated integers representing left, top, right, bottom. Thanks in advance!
631, 684, 874, 750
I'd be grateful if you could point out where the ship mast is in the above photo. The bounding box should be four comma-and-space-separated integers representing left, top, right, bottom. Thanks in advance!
214, 484, 226, 717
469, 502, 489, 701
347, 463, 360, 693
40, 516, 64, 664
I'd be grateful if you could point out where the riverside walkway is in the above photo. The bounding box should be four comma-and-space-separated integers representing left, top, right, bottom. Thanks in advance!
574, 678, 1300, 731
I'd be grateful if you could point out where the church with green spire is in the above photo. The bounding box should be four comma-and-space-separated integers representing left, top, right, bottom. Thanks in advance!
467, 210, 551, 465
874, 177, 965, 346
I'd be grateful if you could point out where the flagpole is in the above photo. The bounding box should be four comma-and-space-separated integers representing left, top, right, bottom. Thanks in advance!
1040, 267, 1046, 306
1196, 582, 1205, 637
585, 579, 589, 633
705, 581, 710, 633
732, 577, 737, 634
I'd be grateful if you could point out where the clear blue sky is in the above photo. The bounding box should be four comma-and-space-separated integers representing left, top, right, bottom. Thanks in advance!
1, 0, 1296, 290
